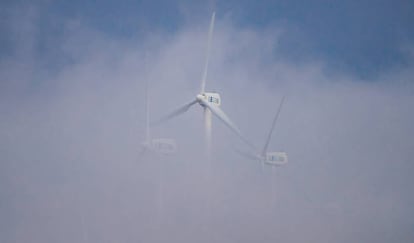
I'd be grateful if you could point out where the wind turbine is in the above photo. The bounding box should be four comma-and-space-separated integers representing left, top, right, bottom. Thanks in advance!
140, 78, 177, 155
152, 12, 254, 155
237, 96, 288, 167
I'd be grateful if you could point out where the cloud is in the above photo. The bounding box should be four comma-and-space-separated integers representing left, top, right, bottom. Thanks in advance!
1, 4, 414, 243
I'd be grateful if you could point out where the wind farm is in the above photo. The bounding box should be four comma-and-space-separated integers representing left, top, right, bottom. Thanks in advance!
3, 2, 411, 242
149, 12, 287, 166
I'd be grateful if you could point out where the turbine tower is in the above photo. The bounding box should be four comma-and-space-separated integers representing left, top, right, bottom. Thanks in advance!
152, 12, 255, 156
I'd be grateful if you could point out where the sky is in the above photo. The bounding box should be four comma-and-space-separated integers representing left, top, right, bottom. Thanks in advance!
1, 1, 414, 243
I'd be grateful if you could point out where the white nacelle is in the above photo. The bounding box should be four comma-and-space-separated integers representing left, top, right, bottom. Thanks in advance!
151, 138, 177, 154
199, 92, 221, 106
141, 138, 177, 155
265, 152, 288, 166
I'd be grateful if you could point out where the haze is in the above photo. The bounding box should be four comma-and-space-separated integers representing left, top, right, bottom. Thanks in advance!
1, 2, 414, 243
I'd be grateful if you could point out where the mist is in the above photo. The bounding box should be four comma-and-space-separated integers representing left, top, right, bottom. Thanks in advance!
1, 4, 414, 243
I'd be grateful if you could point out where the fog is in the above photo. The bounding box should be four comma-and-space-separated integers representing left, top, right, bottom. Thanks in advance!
1, 6, 414, 243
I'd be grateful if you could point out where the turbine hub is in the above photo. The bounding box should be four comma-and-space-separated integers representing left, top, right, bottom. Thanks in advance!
196, 94, 205, 102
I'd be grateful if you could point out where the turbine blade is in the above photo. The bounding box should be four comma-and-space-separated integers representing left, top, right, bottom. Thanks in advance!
151, 99, 198, 125
200, 99, 257, 150
200, 12, 215, 93
262, 96, 285, 156
145, 78, 150, 141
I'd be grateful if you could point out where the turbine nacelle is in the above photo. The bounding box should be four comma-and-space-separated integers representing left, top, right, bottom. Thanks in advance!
141, 138, 177, 155
197, 92, 221, 107
264, 152, 288, 166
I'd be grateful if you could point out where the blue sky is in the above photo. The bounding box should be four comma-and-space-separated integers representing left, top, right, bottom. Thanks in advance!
2, 0, 414, 79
